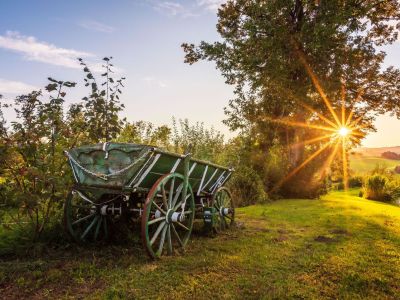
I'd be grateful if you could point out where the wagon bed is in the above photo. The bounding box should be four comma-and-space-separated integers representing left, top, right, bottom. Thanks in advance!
66, 142, 232, 195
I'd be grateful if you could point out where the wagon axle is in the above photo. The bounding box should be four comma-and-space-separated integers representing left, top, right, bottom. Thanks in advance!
100, 203, 122, 216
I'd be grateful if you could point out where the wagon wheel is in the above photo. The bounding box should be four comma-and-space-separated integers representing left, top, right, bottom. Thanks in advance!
64, 189, 110, 243
212, 187, 235, 232
142, 173, 195, 259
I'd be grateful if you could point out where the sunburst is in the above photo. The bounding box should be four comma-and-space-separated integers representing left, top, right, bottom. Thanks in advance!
268, 51, 365, 192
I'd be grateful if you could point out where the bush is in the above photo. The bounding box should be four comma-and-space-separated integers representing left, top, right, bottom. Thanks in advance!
363, 175, 400, 203
228, 166, 268, 207
364, 174, 388, 201
394, 165, 400, 174
348, 176, 363, 188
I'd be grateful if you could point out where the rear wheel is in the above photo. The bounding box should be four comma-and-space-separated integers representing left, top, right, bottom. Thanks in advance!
212, 187, 235, 232
142, 173, 195, 259
64, 189, 111, 243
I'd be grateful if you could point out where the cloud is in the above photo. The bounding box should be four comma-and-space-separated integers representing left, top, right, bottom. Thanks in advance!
0, 31, 93, 69
197, 0, 226, 11
150, 1, 197, 17
78, 20, 115, 33
0, 79, 39, 94
143, 76, 168, 88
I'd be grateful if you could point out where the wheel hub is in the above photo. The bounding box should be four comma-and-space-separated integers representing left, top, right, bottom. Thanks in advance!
219, 207, 230, 216
166, 209, 185, 224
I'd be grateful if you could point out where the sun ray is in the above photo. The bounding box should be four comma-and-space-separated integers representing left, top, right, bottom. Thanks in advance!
298, 101, 338, 129
289, 133, 334, 149
264, 116, 338, 132
271, 141, 332, 192
342, 138, 349, 191
268, 79, 339, 129
345, 89, 364, 127
296, 51, 342, 127
317, 139, 340, 181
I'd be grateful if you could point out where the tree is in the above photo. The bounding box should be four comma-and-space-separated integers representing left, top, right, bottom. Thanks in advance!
117, 121, 171, 148
183, 0, 400, 196
2, 78, 76, 241
79, 57, 126, 142
171, 118, 225, 162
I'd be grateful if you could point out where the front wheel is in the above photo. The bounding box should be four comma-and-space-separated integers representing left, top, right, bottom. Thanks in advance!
141, 173, 195, 259
212, 187, 235, 231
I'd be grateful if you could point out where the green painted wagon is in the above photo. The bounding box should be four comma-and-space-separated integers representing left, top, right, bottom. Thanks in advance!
64, 142, 235, 258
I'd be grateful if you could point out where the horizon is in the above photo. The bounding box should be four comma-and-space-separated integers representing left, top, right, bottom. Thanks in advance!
0, 0, 399, 148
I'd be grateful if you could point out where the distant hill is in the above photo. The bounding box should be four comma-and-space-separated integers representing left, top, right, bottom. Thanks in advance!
350, 146, 400, 174
352, 146, 400, 157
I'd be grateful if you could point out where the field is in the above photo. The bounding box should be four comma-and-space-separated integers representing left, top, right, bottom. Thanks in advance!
1, 189, 400, 299
350, 154, 399, 174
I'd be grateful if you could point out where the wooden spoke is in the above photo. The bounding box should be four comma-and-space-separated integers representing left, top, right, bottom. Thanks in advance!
157, 225, 168, 255
161, 185, 168, 209
64, 189, 111, 243
169, 177, 175, 208
171, 224, 184, 247
173, 194, 191, 211
175, 221, 190, 231
211, 187, 235, 233
166, 225, 173, 255
81, 215, 98, 240
94, 217, 103, 241
171, 184, 183, 209
152, 202, 166, 215
150, 221, 166, 245
72, 213, 95, 226
142, 173, 194, 259
148, 216, 165, 225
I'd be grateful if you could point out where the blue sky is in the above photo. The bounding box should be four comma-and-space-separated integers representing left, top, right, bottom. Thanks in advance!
0, 0, 399, 147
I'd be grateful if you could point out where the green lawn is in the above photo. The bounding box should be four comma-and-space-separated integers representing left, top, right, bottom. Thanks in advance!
350, 155, 399, 174
1, 190, 400, 299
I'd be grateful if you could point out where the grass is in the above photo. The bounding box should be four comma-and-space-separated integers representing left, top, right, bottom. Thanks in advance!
2, 189, 400, 299
350, 155, 399, 174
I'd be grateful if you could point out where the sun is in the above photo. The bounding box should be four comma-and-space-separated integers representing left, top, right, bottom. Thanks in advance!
267, 51, 367, 193
338, 127, 350, 137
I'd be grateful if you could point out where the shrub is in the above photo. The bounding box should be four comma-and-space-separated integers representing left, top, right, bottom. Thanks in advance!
348, 176, 363, 188
228, 166, 268, 207
364, 174, 388, 201
394, 165, 400, 174
363, 175, 400, 203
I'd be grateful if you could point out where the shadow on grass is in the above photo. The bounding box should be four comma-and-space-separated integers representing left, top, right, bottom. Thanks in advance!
1, 193, 400, 299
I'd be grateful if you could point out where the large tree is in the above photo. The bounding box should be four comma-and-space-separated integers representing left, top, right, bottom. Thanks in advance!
183, 0, 400, 196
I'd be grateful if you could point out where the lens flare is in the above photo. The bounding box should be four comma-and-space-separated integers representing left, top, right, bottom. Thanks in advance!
338, 127, 350, 137
269, 49, 364, 193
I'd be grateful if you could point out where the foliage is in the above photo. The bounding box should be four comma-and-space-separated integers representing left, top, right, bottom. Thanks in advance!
79, 57, 126, 142
363, 173, 400, 202
183, 0, 400, 197
395, 165, 400, 174
0, 79, 77, 242
364, 174, 389, 201
117, 121, 171, 148
228, 165, 268, 206
348, 176, 364, 188
171, 118, 225, 161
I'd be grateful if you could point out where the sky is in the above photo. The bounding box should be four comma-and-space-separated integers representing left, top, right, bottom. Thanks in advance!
0, 0, 399, 148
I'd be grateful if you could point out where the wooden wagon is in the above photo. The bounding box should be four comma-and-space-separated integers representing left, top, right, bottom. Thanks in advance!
64, 142, 235, 258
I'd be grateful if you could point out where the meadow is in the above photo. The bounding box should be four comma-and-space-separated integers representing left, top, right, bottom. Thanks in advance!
350, 154, 399, 174
1, 189, 400, 299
